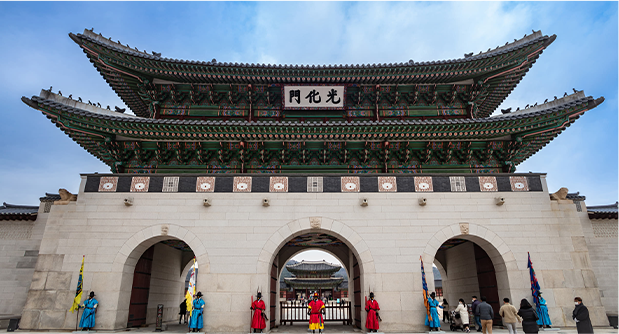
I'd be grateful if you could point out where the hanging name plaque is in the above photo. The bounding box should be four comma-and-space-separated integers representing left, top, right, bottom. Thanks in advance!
283, 85, 346, 110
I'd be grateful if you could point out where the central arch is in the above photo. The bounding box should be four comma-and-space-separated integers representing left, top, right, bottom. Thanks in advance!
257, 217, 375, 331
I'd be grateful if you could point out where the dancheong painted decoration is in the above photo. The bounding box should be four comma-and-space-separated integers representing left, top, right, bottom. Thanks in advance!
22, 29, 604, 174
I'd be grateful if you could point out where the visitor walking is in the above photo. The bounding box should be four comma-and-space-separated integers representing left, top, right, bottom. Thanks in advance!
478, 296, 494, 334
455, 299, 470, 333
573, 297, 594, 334
517, 299, 539, 334
499, 298, 521, 334
179, 298, 188, 324
443, 299, 451, 323
471, 296, 482, 332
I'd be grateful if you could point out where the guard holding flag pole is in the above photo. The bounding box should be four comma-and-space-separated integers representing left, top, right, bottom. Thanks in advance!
69, 255, 85, 331
79, 291, 98, 331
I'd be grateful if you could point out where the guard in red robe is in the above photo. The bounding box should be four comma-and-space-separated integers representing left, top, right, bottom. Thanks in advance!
307, 293, 325, 333
250, 292, 266, 333
365, 292, 381, 332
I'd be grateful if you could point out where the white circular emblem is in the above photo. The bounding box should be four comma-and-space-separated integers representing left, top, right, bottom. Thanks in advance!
200, 183, 211, 190
102, 182, 114, 190
382, 182, 393, 190
514, 182, 525, 189
345, 183, 357, 190
483, 182, 494, 190
134, 183, 146, 190
273, 183, 285, 190
419, 182, 430, 190
237, 182, 248, 190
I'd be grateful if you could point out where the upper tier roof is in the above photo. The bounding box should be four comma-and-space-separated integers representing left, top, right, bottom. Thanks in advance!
69, 29, 556, 118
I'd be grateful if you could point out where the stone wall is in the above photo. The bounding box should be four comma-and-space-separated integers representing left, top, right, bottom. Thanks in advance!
0, 203, 48, 317
578, 205, 618, 316
145, 243, 185, 324
440, 242, 480, 307
17, 174, 612, 332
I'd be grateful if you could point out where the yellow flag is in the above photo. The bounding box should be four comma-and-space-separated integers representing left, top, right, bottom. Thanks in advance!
186, 257, 196, 316
70, 256, 84, 313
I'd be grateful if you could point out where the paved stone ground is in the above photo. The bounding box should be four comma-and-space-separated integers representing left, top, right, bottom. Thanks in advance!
9, 321, 617, 334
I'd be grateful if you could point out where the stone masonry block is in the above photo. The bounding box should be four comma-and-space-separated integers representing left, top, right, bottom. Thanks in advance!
39, 310, 68, 330
570, 251, 591, 270
30, 271, 48, 290
24, 290, 56, 310
562, 270, 585, 288
581, 269, 598, 288
19, 310, 41, 330
45, 271, 72, 290
571, 236, 588, 252
34, 254, 64, 272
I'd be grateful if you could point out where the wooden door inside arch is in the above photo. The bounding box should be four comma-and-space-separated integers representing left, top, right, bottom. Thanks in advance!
127, 245, 154, 327
474, 244, 502, 326
270, 261, 278, 329
353, 255, 361, 329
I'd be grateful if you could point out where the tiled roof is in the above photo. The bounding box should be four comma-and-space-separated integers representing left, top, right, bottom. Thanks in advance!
588, 202, 618, 219
69, 29, 556, 118
283, 277, 345, 288
0, 203, 38, 221
24, 90, 600, 127
566, 192, 586, 201
286, 260, 341, 272
39, 193, 61, 202
73, 29, 550, 70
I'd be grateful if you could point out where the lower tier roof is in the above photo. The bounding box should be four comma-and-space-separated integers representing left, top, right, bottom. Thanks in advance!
22, 90, 603, 174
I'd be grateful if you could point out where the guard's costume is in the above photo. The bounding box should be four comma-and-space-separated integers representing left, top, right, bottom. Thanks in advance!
365, 292, 380, 331
189, 292, 205, 332
308, 294, 325, 332
251, 292, 266, 332
536, 295, 552, 327
79, 291, 98, 330
425, 293, 443, 331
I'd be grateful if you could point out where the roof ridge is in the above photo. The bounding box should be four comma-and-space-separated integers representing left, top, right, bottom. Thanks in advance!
27, 91, 597, 127
80, 29, 155, 57
37, 90, 137, 119
73, 29, 549, 69
587, 202, 618, 210
2, 202, 39, 209
492, 90, 595, 118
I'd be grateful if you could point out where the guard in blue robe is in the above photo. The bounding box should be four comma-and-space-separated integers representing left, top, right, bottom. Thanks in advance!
79, 291, 98, 330
425, 292, 443, 331
536, 293, 552, 327
189, 291, 205, 332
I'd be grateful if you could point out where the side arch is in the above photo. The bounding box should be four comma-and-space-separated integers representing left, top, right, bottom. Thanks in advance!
112, 224, 210, 274
422, 223, 517, 306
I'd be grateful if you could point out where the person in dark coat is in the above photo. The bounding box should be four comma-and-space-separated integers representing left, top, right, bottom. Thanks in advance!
443, 299, 451, 323
573, 297, 594, 334
471, 296, 482, 331
179, 298, 188, 324
517, 299, 539, 334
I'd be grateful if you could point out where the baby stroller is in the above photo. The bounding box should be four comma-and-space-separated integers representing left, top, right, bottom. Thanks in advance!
449, 310, 465, 332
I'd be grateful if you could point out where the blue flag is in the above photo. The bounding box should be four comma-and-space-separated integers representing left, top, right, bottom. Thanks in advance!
420, 256, 432, 321
527, 252, 541, 310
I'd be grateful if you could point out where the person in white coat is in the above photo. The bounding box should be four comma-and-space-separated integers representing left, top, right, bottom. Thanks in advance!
455, 298, 470, 333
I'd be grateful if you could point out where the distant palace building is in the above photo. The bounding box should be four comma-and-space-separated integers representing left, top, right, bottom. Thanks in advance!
281, 260, 347, 300
0, 29, 616, 332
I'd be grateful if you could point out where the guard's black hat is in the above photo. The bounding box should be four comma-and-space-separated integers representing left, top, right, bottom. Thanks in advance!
89, 291, 95, 298
196, 291, 203, 297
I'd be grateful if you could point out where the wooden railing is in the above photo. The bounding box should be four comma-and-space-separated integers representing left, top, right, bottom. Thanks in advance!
280, 300, 351, 325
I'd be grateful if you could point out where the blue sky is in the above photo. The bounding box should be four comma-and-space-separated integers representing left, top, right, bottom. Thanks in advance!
0, 2, 616, 206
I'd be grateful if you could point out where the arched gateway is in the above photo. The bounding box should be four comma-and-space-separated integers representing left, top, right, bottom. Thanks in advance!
15, 28, 614, 333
